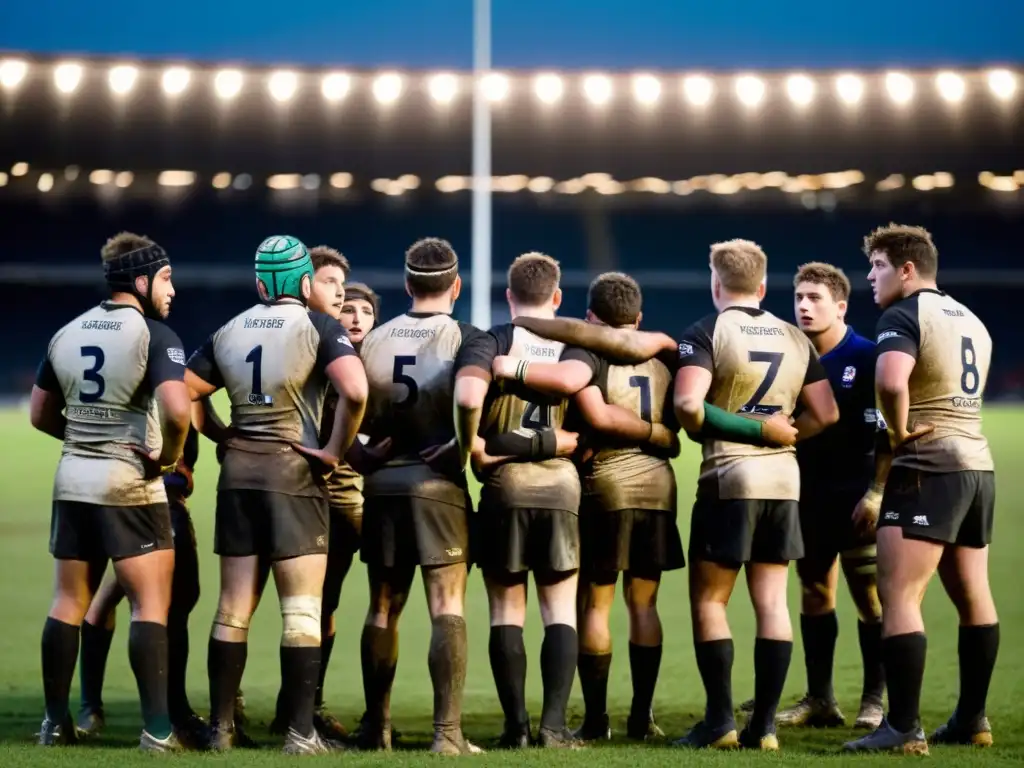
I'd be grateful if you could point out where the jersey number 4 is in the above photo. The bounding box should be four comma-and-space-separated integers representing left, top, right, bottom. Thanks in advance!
522, 402, 551, 429
79, 346, 106, 403
740, 351, 784, 415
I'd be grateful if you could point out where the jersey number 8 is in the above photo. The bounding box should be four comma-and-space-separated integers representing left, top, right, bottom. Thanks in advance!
960, 336, 979, 395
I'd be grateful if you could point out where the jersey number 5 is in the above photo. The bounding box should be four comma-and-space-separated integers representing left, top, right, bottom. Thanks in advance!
393, 356, 419, 406
740, 351, 784, 415
79, 346, 106, 403
961, 336, 979, 395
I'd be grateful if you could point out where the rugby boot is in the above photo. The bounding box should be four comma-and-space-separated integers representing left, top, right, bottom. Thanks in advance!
854, 697, 885, 730
206, 720, 258, 751
626, 710, 666, 741
572, 713, 611, 742
930, 714, 993, 747
495, 719, 531, 749
233, 689, 249, 727
282, 726, 343, 755
672, 720, 739, 749
37, 715, 78, 746
140, 730, 183, 753
842, 717, 929, 755
537, 725, 585, 749
352, 718, 393, 751
775, 694, 846, 727
430, 728, 485, 755
74, 707, 105, 739
313, 704, 348, 742
172, 712, 209, 751
738, 726, 780, 751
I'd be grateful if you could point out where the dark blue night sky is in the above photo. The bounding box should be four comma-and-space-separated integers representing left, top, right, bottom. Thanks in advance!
2, 0, 1021, 70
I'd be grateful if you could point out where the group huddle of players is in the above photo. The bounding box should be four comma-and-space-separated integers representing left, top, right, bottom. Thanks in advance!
29, 223, 998, 757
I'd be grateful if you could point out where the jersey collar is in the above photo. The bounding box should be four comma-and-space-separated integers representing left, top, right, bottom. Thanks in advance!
406, 311, 449, 318
722, 305, 766, 317
100, 300, 142, 315
821, 326, 854, 361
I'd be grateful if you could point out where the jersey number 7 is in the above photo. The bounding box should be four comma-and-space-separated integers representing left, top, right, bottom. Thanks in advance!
739, 351, 783, 415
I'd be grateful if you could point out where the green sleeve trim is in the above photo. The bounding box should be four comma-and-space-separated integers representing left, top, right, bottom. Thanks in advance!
701, 404, 764, 445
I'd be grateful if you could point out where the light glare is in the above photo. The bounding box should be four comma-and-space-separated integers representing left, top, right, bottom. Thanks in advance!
108, 65, 138, 95
162, 67, 191, 95
482, 73, 509, 102
683, 75, 714, 106
835, 74, 864, 104
735, 75, 765, 106
214, 69, 244, 100
321, 73, 351, 102
987, 69, 1017, 100
372, 72, 403, 104
268, 71, 298, 102
54, 62, 83, 94
936, 71, 965, 103
786, 74, 815, 106
0, 59, 28, 89
885, 72, 915, 104
632, 74, 661, 104
429, 73, 458, 103
583, 74, 612, 105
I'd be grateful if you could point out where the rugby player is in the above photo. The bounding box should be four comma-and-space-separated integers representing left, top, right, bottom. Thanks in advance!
456, 254, 649, 749
30, 232, 192, 752
74, 427, 206, 747
353, 237, 495, 755
186, 235, 368, 755
761, 263, 886, 730
844, 225, 997, 754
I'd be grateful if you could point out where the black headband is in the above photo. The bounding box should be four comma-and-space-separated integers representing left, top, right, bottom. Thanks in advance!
104, 244, 170, 291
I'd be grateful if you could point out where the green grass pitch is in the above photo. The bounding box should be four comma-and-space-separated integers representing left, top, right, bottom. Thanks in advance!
0, 401, 1022, 766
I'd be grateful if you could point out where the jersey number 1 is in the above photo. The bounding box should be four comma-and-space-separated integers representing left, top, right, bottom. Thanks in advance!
740, 351, 784, 415
245, 345, 271, 406
628, 375, 652, 421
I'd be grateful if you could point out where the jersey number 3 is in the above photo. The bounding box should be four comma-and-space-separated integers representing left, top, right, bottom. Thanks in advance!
79, 346, 106, 403
740, 351, 784, 415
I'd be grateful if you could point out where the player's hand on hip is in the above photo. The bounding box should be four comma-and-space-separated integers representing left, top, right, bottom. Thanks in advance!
554, 429, 579, 457
895, 422, 935, 448
648, 423, 681, 457
852, 487, 883, 535
130, 445, 173, 481
491, 355, 518, 380
347, 437, 393, 475
761, 412, 798, 447
291, 443, 341, 477
420, 438, 462, 477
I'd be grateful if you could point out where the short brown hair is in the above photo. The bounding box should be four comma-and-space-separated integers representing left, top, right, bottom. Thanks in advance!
588, 272, 642, 326
794, 262, 851, 302
344, 281, 381, 318
101, 232, 155, 263
405, 237, 458, 296
310, 245, 350, 278
709, 239, 767, 294
862, 223, 938, 278
507, 252, 560, 306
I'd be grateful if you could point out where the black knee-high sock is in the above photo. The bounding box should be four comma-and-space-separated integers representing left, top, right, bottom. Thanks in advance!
858, 620, 885, 704
128, 621, 172, 739
882, 632, 926, 733
78, 620, 114, 714
428, 615, 468, 732
694, 639, 734, 729
166, 612, 192, 724
802, 612, 838, 701
488, 625, 528, 728
315, 633, 336, 709
956, 624, 999, 726
360, 624, 398, 726
629, 642, 662, 721
578, 652, 612, 722
750, 638, 793, 736
280, 646, 320, 737
540, 624, 577, 732
42, 617, 80, 723
208, 637, 247, 727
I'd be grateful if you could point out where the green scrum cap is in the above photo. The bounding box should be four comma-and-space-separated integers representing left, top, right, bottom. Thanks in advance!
254, 235, 314, 302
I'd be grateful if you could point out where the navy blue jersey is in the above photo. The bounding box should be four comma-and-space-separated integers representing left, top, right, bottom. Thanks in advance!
797, 327, 883, 495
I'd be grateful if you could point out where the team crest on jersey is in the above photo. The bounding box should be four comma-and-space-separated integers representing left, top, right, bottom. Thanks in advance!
167, 347, 186, 365
338, 335, 353, 347
842, 365, 856, 387
678, 342, 694, 357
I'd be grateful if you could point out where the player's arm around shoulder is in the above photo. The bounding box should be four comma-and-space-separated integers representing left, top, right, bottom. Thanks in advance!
512, 315, 675, 364
453, 324, 499, 468
492, 344, 596, 397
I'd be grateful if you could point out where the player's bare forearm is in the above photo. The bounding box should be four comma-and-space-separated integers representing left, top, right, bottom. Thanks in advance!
192, 397, 232, 444
29, 386, 67, 440
794, 379, 840, 442
578, 388, 653, 443
154, 380, 192, 466
512, 316, 673, 363
454, 369, 489, 468
184, 368, 218, 401
323, 357, 368, 458
522, 360, 591, 396
871, 431, 893, 493
875, 351, 915, 443
673, 366, 713, 434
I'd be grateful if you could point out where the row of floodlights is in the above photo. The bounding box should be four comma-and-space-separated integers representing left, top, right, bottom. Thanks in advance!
0, 59, 1018, 107
4, 164, 1023, 194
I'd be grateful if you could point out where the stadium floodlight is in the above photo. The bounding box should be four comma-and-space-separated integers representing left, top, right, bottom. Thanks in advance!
583, 74, 612, 105
786, 74, 816, 106
372, 72, 403, 104
632, 74, 661, 105
11, 162, 28, 176
211, 172, 232, 189
321, 72, 350, 102
0, 172, 7, 187
735, 75, 765, 107
108, 65, 138, 95
835, 73, 864, 105
214, 69, 244, 100
0, 59, 27, 90
115, 171, 134, 188
429, 73, 459, 104
54, 62, 83, 94
37, 173, 54, 193
157, 170, 196, 187
987, 69, 1017, 100
683, 75, 714, 106
482, 72, 509, 102
162, 67, 191, 95
936, 71, 966, 103
268, 70, 298, 102
534, 73, 563, 104
885, 72, 914, 104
